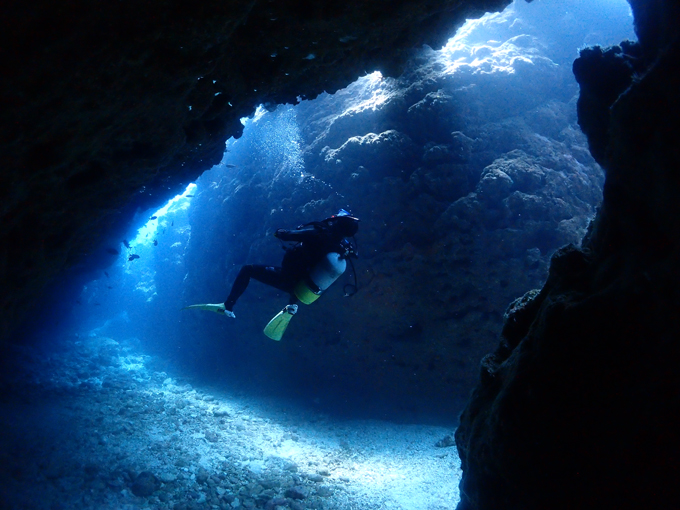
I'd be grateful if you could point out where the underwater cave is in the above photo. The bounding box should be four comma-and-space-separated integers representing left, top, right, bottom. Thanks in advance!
1, 0, 679, 509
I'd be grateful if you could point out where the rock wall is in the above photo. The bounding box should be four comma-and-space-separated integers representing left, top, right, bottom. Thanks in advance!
172, 11, 607, 422
0, 0, 510, 341
454, 0, 680, 508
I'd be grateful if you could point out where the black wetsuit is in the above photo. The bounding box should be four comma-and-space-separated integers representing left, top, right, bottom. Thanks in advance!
223, 221, 352, 312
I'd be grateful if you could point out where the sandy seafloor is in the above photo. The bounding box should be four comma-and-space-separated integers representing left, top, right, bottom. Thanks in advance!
0, 335, 462, 510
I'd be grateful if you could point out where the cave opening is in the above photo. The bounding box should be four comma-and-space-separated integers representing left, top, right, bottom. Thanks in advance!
1, 0, 637, 508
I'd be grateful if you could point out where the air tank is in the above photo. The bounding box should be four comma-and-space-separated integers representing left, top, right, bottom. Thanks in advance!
294, 252, 347, 304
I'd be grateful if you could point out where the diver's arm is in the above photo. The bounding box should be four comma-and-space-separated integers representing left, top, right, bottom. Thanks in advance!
274, 224, 321, 242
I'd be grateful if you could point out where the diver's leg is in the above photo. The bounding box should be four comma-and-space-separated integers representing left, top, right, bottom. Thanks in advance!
224, 265, 256, 311
224, 265, 289, 311
249, 265, 290, 292
251, 266, 300, 314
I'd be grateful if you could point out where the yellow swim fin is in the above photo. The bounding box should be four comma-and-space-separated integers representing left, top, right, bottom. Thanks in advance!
263, 304, 298, 341
181, 303, 226, 314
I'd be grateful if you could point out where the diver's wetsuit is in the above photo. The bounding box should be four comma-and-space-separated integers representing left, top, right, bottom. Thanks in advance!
223, 218, 355, 312
224, 265, 295, 310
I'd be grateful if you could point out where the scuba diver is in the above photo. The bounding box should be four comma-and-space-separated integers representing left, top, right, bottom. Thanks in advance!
183, 210, 359, 340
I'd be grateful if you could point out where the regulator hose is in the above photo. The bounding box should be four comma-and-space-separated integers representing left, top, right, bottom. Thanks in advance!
343, 236, 359, 297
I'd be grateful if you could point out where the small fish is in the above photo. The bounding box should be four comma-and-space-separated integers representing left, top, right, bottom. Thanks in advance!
105, 247, 119, 255
128, 254, 140, 261
104, 271, 109, 278
123, 240, 130, 249
150, 216, 158, 220
186, 195, 195, 198
225, 164, 236, 168
153, 240, 158, 246
107, 286, 113, 289
171, 221, 174, 226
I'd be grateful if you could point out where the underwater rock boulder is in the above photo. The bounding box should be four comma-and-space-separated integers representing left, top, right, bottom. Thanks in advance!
422, 144, 456, 165
131, 471, 159, 498
476, 167, 514, 203
449, 131, 475, 163
524, 100, 574, 139
409, 163, 471, 202
489, 153, 545, 193
321, 130, 418, 179
285, 486, 309, 500
407, 90, 464, 142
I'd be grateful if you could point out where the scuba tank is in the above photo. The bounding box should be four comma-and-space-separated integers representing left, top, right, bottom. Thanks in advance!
294, 252, 347, 304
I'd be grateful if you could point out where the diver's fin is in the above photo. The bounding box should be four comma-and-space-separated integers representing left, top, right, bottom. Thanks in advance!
181, 303, 226, 314
263, 305, 297, 341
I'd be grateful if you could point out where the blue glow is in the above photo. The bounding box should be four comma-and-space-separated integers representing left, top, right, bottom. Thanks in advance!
240, 105, 267, 126
132, 183, 196, 245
